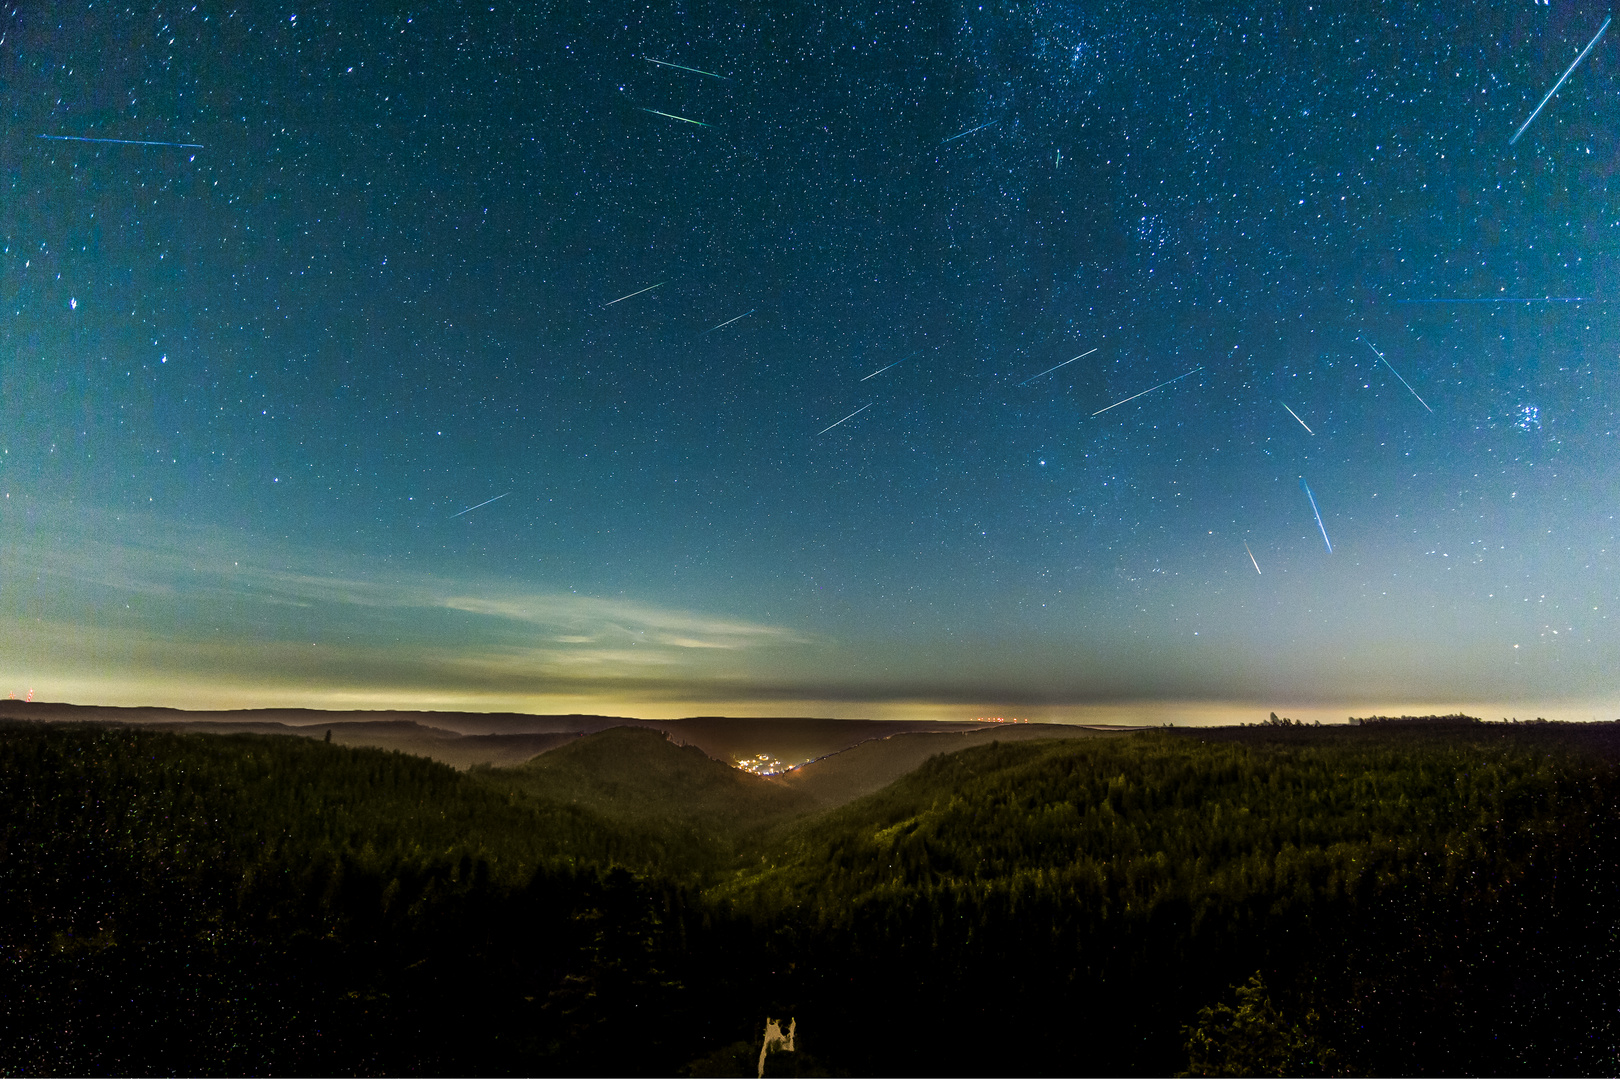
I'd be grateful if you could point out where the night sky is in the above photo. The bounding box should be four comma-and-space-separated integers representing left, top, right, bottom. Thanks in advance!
3, 0, 1618, 723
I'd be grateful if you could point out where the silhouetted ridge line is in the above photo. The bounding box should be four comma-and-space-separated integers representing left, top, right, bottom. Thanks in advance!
1348, 713, 1482, 726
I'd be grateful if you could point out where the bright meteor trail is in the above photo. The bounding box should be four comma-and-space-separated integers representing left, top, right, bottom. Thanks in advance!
1359, 338, 1433, 413
640, 108, 710, 127
1244, 542, 1262, 575
1510, 14, 1610, 146
602, 282, 664, 307
1091, 367, 1202, 417
1281, 402, 1314, 434
816, 403, 873, 436
40, 134, 203, 148
1019, 347, 1098, 386
450, 492, 511, 518
703, 309, 754, 333
942, 119, 999, 144
859, 355, 911, 381
1300, 478, 1332, 553
644, 57, 729, 79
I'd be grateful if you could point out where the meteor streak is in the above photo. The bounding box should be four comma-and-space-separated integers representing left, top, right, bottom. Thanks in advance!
1018, 347, 1098, 386
1300, 478, 1332, 553
1244, 542, 1262, 575
451, 492, 511, 518
1280, 401, 1314, 434
1359, 337, 1433, 413
704, 308, 754, 333
1091, 367, 1202, 417
942, 119, 998, 144
816, 402, 873, 436
1510, 14, 1610, 146
40, 134, 203, 148
644, 57, 729, 79
640, 108, 710, 126
860, 351, 919, 381
602, 282, 664, 307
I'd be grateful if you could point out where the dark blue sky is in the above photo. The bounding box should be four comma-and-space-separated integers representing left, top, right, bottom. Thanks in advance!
2, 0, 1617, 722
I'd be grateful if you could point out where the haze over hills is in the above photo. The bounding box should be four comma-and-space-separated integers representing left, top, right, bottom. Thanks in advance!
0, 700, 1137, 773
0, 702, 606, 769
473, 727, 820, 872
778, 723, 1116, 807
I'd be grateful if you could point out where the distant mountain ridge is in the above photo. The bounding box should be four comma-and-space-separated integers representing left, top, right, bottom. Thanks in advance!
476, 727, 819, 872
0, 700, 640, 735
0, 700, 1113, 772
778, 723, 1116, 806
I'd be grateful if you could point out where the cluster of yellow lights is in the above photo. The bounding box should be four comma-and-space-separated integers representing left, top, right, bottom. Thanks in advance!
735, 752, 788, 776
972, 716, 1031, 724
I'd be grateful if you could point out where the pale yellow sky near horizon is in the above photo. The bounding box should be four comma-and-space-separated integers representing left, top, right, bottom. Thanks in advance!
5, 505, 1615, 729
7, 670, 1614, 727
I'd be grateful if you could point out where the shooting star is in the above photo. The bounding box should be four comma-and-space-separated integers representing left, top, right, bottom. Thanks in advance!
1300, 478, 1332, 553
1510, 14, 1610, 146
941, 119, 999, 144
703, 308, 754, 333
40, 134, 203, 149
1244, 542, 1262, 575
816, 402, 873, 436
860, 352, 917, 382
644, 57, 729, 79
1091, 367, 1202, 417
640, 108, 710, 127
1280, 401, 1314, 435
1018, 347, 1099, 386
1359, 337, 1433, 413
602, 281, 664, 307
451, 492, 511, 518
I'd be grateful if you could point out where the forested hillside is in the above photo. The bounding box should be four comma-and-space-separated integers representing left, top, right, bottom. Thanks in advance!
473, 726, 817, 876
777, 723, 1110, 807
1, 719, 1617, 1076
717, 726, 1620, 1074
0, 723, 723, 1074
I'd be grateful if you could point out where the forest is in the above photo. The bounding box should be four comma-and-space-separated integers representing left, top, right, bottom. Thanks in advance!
1, 717, 1617, 1076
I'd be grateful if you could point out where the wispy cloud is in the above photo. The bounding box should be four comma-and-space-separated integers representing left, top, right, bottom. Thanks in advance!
0, 508, 813, 705
4, 504, 799, 625
438, 593, 806, 650
6, 503, 1614, 722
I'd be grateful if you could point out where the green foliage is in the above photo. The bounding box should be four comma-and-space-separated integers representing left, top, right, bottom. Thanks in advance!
475, 727, 817, 878
778, 725, 1110, 808
714, 728, 1620, 1074
721, 730, 1594, 923
1180, 971, 1337, 1076
1, 719, 1618, 1075
0, 721, 705, 1074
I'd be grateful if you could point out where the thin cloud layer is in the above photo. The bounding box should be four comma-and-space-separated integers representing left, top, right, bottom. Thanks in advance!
0, 508, 812, 704
2, 503, 1615, 722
